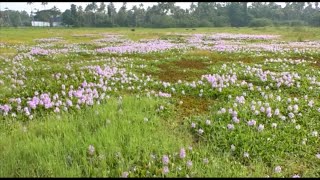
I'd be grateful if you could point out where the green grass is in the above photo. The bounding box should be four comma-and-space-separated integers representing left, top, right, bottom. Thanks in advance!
1, 26, 320, 45
0, 96, 191, 177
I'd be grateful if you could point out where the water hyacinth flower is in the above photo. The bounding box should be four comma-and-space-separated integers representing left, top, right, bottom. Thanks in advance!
186, 160, 193, 169
292, 174, 300, 178
233, 117, 240, 123
258, 124, 265, 131
227, 124, 235, 130
267, 112, 272, 118
162, 166, 169, 175
162, 155, 169, 165
288, 112, 295, 119
180, 148, 186, 159
122, 171, 129, 178
254, 110, 260, 115
266, 107, 272, 114
247, 119, 256, 126
274, 166, 281, 173
191, 122, 196, 128
158, 91, 171, 98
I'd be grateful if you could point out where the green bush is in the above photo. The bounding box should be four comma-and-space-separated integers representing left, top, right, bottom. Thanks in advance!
213, 16, 230, 27
198, 19, 213, 27
290, 20, 305, 27
249, 18, 273, 27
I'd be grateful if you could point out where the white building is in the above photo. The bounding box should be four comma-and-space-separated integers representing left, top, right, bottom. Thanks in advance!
31, 21, 62, 27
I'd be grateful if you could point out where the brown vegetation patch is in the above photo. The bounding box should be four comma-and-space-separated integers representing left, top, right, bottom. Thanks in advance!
185, 50, 212, 57
313, 60, 320, 68
175, 96, 213, 118
155, 62, 205, 82
173, 59, 207, 70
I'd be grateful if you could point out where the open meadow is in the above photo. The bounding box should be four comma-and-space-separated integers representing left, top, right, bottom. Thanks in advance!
0, 26, 320, 177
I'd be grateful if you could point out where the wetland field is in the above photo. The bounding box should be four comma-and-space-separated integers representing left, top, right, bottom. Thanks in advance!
0, 26, 320, 177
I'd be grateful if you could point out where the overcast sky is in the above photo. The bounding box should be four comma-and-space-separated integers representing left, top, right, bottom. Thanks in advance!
0, 2, 191, 14
0, 2, 288, 14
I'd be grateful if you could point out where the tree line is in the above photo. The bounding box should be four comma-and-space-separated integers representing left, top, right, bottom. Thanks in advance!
1, 2, 320, 28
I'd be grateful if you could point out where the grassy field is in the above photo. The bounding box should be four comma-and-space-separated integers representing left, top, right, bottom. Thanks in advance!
0, 26, 320, 177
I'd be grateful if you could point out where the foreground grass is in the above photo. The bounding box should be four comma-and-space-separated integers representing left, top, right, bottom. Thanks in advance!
0, 96, 189, 177
0, 95, 274, 177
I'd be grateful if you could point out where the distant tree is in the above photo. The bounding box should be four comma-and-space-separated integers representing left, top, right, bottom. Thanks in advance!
116, 3, 128, 27
97, 2, 106, 14
107, 2, 116, 26
61, 9, 72, 27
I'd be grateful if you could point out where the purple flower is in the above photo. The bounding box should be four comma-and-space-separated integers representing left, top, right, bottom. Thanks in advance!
180, 148, 186, 159
158, 91, 171, 98
292, 174, 300, 178
258, 124, 264, 131
288, 112, 295, 119
163, 166, 169, 174
232, 117, 240, 123
191, 122, 196, 128
162, 155, 169, 165
247, 120, 256, 126
266, 107, 272, 114
267, 112, 272, 118
227, 124, 235, 130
